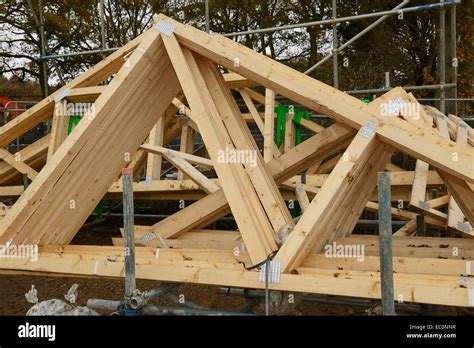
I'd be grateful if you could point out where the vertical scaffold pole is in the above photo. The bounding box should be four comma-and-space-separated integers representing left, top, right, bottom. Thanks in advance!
439, 0, 446, 113
122, 167, 136, 298
332, 0, 339, 89
377, 172, 396, 316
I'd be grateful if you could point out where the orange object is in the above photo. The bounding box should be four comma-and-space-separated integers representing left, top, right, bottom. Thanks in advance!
0, 96, 20, 120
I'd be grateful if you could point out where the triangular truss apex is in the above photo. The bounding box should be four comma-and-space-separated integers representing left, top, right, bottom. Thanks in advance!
0, 15, 472, 309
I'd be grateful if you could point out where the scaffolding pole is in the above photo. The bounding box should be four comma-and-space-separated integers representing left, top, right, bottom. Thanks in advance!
122, 168, 136, 299
377, 172, 396, 316
450, 3, 457, 115
32, 0, 460, 118
38, 0, 48, 97
346, 82, 456, 95
100, 0, 107, 51
332, 0, 338, 89
305, 0, 410, 75
223, 1, 456, 37
439, 1, 446, 114
205, 0, 210, 33
37, 47, 120, 61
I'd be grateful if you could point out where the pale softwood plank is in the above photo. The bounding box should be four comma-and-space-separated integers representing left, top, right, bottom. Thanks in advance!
243, 87, 325, 134
138, 227, 474, 254
425, 195, 449, 208
112, 182, 407, 202
108, 170, 446, 199
303, 254, 468, 276
111, 233, 474, 270
145, 118, 165, 180
161, 33, 276, 263
330, 146, 393, 239
0, 148, 38, 180
409, 160, 429, 209
365, 201, 446, 229
126, 149, 147, 180
447, 113, 474, 146
239, 88, 281, 158
0, 135, 49, 185
384, 94, 452, 224
425, 105, 474, 145
430, 108, 474, 225
274, 126, 388, 272
0, 246, 471, 307
299, 118, 325, 133
140, 144, 212, 168
189, 50, 280, 260
276, 94, 393, 266
330, 235, 474, 258
393, 220, 417, 236
177, 125, 195, 180
239, 88, 264, 133
315, 153, 342, 174
438, 171, 474, 226
0, 28, 181, 245
143, 124, 353, 239
264, 89, 275, 162
385, 163, 404, 172
289, 171, 443, 189
382, 90, 432, 216
66, 86, 105, 102
0, 32, 145, 147
447, 125, 473, 235
0, 186, 24, 197
295, 183, 310, 212
157, 15, 473, 182
223, 72, 258, 88
433, 110, 473, 233
160, 149, 219, 194
305, 161, 321, 175
113, 236, 239, 251
47, 102, 70, 160
403, 92, 434, 129
284, 111, 295, 152
197, 56, 294, 236
126, 102, 182, 179
334, 146, 393, 239
0, 170, 438, 200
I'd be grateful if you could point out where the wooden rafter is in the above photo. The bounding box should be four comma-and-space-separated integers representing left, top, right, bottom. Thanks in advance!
0, 29, 181, 246
156, 15, 472, 183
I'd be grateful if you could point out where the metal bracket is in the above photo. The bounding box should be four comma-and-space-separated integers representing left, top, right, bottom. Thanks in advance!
457, 222, 470, 233
54, 87, 71, 102
359, 121, 377, 138
458, 259, 474, 307
154, 20, 176, 36
145, 175, 153, 187
141, 230, 157, 244
258, 260, 281, 284
419, 201, 430, 211
384, 96, 406, 116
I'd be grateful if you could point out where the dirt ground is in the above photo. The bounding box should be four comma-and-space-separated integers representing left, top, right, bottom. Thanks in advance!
0, 274, 373, 315
0, 218, 471, 316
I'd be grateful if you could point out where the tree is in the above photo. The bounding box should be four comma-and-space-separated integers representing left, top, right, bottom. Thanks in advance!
0, 0, 471, 119
0, 0, 182, 97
